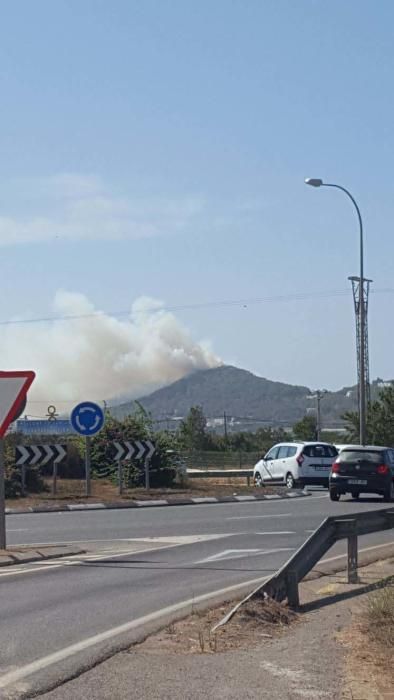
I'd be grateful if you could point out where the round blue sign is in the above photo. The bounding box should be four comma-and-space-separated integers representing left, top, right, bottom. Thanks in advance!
71, 401, 105, 436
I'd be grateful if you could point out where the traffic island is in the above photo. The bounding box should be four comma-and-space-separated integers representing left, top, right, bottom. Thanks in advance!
5, 482, 309, 514
0, 544, 85, 567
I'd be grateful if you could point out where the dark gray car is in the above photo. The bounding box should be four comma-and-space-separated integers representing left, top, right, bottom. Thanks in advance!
329, 445, 394, 501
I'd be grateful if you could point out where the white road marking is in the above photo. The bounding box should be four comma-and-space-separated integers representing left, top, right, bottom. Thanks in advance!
227, 513, 291, 520
0, 534, 234, 579
9, 534, 231, 548
0, 574, 272, 691
321, 540, 394, 565
196, 547, 295, 564
254, 531, 295, 535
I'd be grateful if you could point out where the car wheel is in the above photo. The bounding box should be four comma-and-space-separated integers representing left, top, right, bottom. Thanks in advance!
254, 472, 263, 487
286, 472, 295, 489
352, 492, 360, 500
383, 480, 394, 502
330, 489, 340, 502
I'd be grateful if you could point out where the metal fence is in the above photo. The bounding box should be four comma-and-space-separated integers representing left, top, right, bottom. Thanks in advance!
178, 451, 260, 471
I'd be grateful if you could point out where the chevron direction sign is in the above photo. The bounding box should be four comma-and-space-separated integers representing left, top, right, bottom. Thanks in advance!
111, 440, 155, 462
16, 444, 67, 466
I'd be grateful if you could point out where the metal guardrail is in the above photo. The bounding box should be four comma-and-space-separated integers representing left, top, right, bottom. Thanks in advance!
255, 507, 394, 607
187, 468, 253, 484
213, 507, 394, 630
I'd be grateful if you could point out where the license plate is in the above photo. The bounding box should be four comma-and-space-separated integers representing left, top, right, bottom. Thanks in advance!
348, 479, 367, 485
314, 466, 329, 471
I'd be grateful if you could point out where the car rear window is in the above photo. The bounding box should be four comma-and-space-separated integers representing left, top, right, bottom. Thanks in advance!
325, 445, 338, 458
303, 445, 331, 458
340, 450, 383, 463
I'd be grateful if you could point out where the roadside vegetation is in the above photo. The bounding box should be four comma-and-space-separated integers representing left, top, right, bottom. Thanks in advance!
7, 384, 394, 499
364, 582, 394, 647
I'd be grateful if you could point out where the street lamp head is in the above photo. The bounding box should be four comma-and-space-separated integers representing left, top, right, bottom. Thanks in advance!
305, 178, 323, 187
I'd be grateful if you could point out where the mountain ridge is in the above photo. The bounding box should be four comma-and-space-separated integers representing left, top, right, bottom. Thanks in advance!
109, 365, 386, 428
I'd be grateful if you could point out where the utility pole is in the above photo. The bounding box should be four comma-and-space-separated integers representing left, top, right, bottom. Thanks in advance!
223, 411, 228, 444
315, 390, 326, 440
307, 390, 327, 440
349, 276, 372, 412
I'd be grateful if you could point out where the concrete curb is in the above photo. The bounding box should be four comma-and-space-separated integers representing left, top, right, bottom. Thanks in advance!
5, 489, 310, 515
0, 545, 85, 567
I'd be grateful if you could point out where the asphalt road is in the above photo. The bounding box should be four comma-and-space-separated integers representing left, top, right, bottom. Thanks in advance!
1, 491, 393, 698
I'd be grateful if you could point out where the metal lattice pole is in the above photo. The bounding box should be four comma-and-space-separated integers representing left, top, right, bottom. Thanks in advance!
305, 179, 368, 444
349, 276, 372, 409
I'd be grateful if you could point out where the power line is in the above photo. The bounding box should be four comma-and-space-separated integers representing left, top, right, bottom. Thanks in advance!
0, 287, 393, 328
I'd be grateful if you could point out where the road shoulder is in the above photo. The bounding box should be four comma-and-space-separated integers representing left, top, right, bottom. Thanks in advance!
40, 556, 394, 700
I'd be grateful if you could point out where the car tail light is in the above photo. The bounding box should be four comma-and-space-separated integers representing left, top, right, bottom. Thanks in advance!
332, 462, 341, 473
376, 464, 389, 475
296, 453, 304, 466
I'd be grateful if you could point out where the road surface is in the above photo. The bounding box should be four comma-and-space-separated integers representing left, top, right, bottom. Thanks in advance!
1, 491, 393, 697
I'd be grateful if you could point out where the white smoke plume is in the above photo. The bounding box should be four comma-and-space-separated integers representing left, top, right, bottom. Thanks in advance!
0, 291, 221, 415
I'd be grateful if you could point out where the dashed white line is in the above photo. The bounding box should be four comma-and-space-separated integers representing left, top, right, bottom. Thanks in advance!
227, 513, 291, 520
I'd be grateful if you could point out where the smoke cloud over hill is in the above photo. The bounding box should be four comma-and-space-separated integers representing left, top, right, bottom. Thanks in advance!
0, 291, 220, 415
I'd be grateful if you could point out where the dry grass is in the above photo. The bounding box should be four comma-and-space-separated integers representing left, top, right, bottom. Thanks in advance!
135, 596, 298, 655
364, 582, 394, 647
238, 597, 297, 628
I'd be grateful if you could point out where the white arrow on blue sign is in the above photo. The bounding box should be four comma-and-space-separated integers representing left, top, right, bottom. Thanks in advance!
70, 402, 105, 436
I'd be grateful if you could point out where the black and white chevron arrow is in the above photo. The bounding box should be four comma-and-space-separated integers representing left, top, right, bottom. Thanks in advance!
111, 440, 155, 462
16, 444, 67, 466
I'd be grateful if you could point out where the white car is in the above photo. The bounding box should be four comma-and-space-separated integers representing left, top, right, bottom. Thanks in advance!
253, 441, 338, 489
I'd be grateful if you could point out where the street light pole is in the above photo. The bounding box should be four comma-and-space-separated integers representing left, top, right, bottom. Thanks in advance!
305, 179, 367, 445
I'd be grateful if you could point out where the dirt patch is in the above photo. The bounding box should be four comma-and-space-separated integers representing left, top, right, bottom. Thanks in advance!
6, 478, 288, 508
135, 596, 299, 656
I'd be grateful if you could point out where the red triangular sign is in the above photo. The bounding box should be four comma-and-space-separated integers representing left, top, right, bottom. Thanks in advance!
0, 371, 35, 438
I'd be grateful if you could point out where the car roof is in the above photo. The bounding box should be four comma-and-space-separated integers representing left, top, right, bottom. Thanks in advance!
274, 441, 335, 447
338, 444, 388, 451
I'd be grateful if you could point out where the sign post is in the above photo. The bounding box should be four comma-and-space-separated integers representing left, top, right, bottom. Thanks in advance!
0, 441, 6, 550
52, 458, 58, 496
118, 459, 123, 495
0, 371, 35, 550
85, 436, 91, 498
144, 458, 150, 491
70, 402, 105, 497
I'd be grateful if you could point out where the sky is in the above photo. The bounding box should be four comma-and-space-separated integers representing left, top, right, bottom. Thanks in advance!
0, 0, 394, 412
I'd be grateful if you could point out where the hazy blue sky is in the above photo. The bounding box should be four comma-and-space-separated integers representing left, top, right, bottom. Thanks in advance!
1, 0, 394, 404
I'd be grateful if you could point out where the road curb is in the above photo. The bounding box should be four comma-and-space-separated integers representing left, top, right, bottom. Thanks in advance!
5, 489, 310, 515
0, 545, 85, 567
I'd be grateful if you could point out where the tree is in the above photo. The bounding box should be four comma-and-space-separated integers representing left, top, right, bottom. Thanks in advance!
292, 414, 317, 441
343, 386, 394, 446
178, 406, 214, 450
